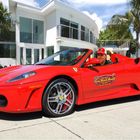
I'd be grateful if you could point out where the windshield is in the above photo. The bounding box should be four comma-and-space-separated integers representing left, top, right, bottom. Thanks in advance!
36, 48, 88, 66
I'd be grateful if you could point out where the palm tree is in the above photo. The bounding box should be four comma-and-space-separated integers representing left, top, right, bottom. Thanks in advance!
98, 14, 133, 47
99, 0, 140, 56
130, 0, 140, 56
0, 2, 11, 41
108, 14, 133, 42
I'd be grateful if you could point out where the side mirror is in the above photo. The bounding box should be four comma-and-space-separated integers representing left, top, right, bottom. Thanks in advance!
84, 58, 100, 67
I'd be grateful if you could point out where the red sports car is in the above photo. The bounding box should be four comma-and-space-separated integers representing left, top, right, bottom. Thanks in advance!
0, 48, 140, 117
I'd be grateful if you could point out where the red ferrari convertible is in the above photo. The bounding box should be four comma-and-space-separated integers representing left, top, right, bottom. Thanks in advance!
0, 48, 140, 117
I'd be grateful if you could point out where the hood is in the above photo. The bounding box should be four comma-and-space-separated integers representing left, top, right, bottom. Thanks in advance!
0, 65, 50, 85
0, 65, 45, 77
0, 65, 76, 86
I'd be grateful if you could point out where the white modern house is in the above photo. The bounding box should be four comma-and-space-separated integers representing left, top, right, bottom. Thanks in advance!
0, 0, 99, 66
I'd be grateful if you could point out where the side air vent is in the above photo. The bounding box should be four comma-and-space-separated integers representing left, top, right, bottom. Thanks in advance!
0, 95, 8, 107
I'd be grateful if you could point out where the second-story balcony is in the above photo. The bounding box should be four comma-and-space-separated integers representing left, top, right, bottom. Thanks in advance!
57, 25, 96, 45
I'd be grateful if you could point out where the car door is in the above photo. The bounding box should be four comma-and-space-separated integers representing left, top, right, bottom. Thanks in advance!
81, 62, 126, 99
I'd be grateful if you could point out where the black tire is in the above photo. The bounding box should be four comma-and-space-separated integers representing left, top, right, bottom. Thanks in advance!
42, 78, 76, 117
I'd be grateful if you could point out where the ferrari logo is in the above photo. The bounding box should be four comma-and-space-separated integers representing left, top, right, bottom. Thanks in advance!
59, 95, 64, 101
94, 73, 116, 86
73, 67, 78, 72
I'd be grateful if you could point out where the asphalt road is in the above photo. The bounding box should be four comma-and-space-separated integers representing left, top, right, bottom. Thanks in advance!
0, 95, 140, 140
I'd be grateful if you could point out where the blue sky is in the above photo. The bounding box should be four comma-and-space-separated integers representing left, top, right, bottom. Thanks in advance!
2, 0, 129, 31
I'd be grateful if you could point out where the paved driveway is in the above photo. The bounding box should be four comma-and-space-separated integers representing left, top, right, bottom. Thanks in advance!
0, 96, 140, 140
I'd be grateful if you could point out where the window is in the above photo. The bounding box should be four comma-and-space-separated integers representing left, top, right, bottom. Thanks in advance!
26, 48, 32, 64
34, 49, 40, 63
81, 25, 85, 41
0, 18, 15, 42
20, 47, 23, 64
85, 28, 89, 42
20, 17, 44, 44
46, 46, 54, 57
93, 35, 96, 44
61, 25, 69, 38
60, 18, 69, 26
0, 44, 16, 58
59, 18, 96, 44
90, 31, 96, 44
70, 22, 78, 39
60, 18, 70, 38
60, 18, 78, 39
33, 20, 44, 44
20, 17, 32, 43
0, 31, 15, 42
81, 26, 89, 42
90, 31, 93, 43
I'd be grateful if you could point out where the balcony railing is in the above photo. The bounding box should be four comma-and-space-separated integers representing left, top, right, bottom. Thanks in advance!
57, 25, 96, 44
57, 25, 78, 39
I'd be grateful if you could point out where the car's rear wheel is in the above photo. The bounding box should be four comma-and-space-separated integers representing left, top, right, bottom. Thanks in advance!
42, 78, 76, 117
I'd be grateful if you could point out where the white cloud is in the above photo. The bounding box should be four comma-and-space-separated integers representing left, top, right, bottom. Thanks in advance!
83, 11, 103, 31
13, 0, 39, 7
65, 0, 127, 6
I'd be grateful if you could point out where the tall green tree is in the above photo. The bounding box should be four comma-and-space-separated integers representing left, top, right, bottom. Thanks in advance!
98, 13, 133, 47
0, 2, 11, 41
130, 0, 140, 56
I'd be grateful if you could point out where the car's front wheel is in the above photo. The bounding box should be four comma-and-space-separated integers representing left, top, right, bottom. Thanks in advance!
42, 78, 76, 117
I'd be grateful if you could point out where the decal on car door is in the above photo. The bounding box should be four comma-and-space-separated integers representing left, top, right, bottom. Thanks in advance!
94, 73, 116, 86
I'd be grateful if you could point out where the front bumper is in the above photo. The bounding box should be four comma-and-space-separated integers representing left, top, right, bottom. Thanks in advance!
0, 80, 48, 113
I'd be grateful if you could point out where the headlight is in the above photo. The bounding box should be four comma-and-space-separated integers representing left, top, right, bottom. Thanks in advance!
8, 71, 36, 82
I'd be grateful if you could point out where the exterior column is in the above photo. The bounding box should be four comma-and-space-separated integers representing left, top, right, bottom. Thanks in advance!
39, 49, 42, 60
23, 47, 26, 64
15, 20, 20, 65
138, 37, 140, 57
32, 48, 34, 64
15, 6, 20, 65
54, 41, 60, 53
44, 47, 47, 58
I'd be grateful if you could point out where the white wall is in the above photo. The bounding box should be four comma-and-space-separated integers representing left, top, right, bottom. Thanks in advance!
45, 10, 57, 46
0, 58, 16, 67
17, 5, 44, 21
58, 38, 97, 50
